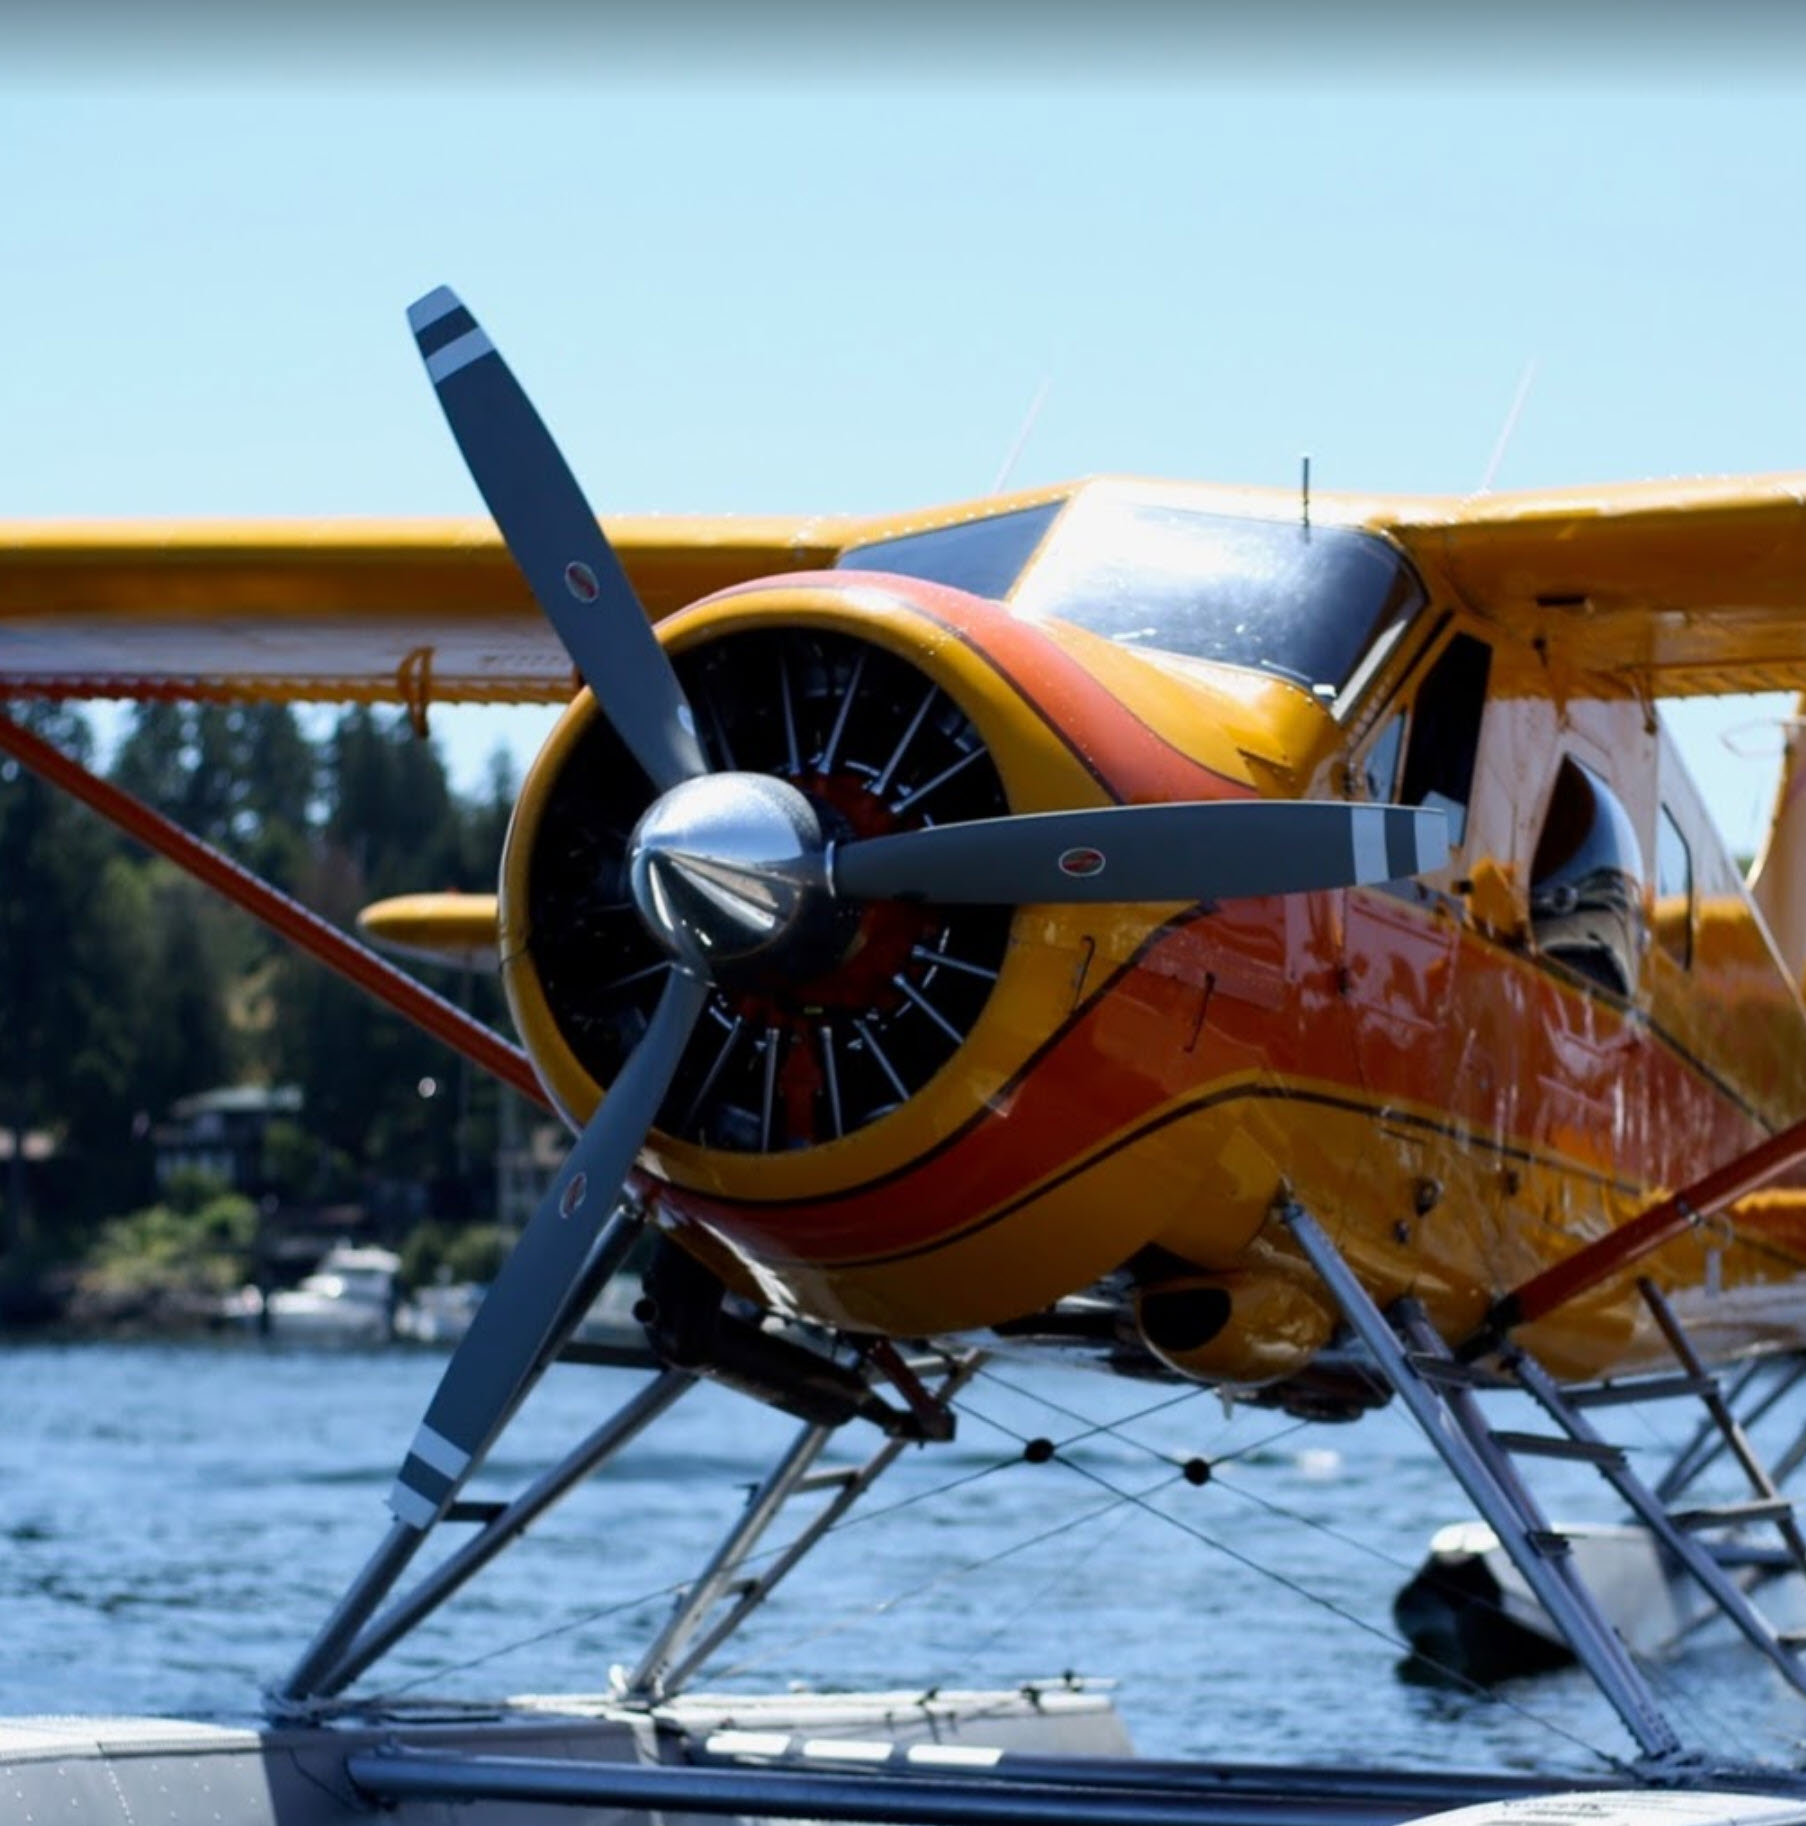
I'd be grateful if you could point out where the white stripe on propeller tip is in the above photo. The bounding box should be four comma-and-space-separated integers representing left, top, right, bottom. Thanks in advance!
1351, 806, 1389, 885
404, 1423, 471, 1481
1348, 805, 1450, 885
407, 286, 462, 332
387, 1481, 439, 1530
425, 328, 495, 382
1412, 808, 1446, 873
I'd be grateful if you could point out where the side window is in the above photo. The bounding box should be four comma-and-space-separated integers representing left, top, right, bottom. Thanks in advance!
1361, 710, 1407, 802
1654, 803, 1693, 969
1398, 633, 1491, 846
1530, 756, 1646, 996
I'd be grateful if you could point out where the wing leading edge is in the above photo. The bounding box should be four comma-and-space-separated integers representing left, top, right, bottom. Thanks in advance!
8, 471, 1806, 707
1387, 473, 1806, 699
0, 515, 854, 705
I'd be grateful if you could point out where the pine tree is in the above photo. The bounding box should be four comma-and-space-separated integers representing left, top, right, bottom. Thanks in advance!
0, 707, 149, 1247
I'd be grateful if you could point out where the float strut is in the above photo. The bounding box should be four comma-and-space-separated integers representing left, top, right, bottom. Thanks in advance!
1281, 1204, 1686, 1765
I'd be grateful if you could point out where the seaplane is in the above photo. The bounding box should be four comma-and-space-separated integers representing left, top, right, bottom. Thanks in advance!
8, 286, 1806, 1822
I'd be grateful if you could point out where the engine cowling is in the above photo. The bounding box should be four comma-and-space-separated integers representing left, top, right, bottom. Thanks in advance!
500, 604, 1045, 1171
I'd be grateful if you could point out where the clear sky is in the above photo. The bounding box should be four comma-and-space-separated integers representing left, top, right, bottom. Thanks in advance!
5, 10, 1806, 853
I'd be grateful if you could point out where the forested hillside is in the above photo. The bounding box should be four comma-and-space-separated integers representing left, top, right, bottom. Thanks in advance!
0, 702, 524, 1271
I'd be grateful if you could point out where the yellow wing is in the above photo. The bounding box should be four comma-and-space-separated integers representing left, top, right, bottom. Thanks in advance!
0, 514, 857, 705
1385, 474, 1806, 697
10, 475, 1806, 708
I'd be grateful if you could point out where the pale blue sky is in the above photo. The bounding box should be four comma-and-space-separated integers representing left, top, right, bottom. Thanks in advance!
5, 34, 1805, 852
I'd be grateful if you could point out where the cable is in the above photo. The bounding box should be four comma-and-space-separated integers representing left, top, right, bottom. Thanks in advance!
954, 1392, 1634, 1777
951, 1496, 1152, 1678
360, 1384, 1119, 1698
365, 1573, 699, 1701
1207, 1468, 1770, 1771
706, 1468, 1177, 1686
975, 1361, 1775, 1765
973, 1360, 1314, 1472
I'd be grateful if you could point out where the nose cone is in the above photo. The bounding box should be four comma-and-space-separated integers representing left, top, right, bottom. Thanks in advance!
627, 772, 832, 975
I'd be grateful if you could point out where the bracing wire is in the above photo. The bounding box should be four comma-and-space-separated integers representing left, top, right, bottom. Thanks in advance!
971, 1361, 1301, 1469
360, 1385, 1153, 1699
1205, 1467, 1769, 1771
950, 1497, 1153, 1677
971, 1363, 1778, 1767
953, 1391, 1636, 1776
365, 1358, 1785, 1773
704, 1469, 1181, 1686
366, 1571, 702, 1701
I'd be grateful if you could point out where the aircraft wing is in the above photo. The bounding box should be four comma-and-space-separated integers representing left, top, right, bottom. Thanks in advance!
0, 515, 856, 704
12, 475, 1806, 707
1388, 474, 1806, 697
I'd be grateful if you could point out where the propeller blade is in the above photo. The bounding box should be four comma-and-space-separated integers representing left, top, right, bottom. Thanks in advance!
406, 285, 707, 794
386, 965, 710, 1531
832, 800, 1448, 905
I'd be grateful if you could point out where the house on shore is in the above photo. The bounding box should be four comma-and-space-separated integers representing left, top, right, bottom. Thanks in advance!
152, 1085, 303, 1200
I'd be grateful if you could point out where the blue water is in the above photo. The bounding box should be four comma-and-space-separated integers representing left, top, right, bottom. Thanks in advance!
3, 1339, 1804, 1778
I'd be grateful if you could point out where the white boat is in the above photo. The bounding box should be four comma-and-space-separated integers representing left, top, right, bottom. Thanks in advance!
393, 1277, 485, 1346
260, 1243, 401, 1344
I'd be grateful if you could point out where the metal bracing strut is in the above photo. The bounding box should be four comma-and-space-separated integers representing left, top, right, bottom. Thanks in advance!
1503, 1343, 1806, 1697
1286, 1200, 1806, 1769
1637, 1279, 1806, 1580
1281, 1204, 1688, 1765
309, 1367, 697, 1700
277, 1205, 652, 1706
1656, 1357, 1786, 1504
279, 1241, 980, 1714
623, 1349, 984, 1703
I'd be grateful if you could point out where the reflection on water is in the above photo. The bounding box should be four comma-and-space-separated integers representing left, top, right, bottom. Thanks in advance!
1, 1338, 1802, 1777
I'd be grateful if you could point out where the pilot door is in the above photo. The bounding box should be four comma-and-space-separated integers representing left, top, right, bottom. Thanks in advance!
1344, 632, 1490, 1109
1340, 632, 1493, 1279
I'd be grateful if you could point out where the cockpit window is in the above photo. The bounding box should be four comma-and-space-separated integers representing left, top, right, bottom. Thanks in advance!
836, 500, 1064, 601
1530, 756, 1647, 997
1009, 495, 1425, 698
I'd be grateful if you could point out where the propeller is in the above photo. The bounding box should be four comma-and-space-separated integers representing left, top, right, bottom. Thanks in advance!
405, 286, 706, 795
386, 287, 1451, 1533
833, 800, 1447, 905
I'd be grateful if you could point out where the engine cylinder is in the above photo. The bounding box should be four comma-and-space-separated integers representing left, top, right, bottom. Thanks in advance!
501, 621, 1014, 1156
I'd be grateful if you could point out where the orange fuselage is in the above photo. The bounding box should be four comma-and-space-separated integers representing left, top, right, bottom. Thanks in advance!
502, 567, 1806, 1385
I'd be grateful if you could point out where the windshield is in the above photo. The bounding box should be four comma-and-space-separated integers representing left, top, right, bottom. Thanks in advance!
835, 500, 1064, 600
1009, 494, 1424, 698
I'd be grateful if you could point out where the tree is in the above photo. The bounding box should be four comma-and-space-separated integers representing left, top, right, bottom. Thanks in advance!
272, 708, 486, 1221
112, 702, 317, 893
2, 697, 527, 1265
0, 707, 150, 1246
132, 862, 241, 1121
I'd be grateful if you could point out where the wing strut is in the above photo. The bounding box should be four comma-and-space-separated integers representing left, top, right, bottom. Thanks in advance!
0, 708, 548, 1108
1461, 1112, 1806, 1361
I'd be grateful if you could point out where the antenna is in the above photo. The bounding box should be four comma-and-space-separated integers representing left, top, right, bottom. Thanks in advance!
1300, 453, 1311, 531
1476, 358, 1538, 495
990, 377, 1052, 494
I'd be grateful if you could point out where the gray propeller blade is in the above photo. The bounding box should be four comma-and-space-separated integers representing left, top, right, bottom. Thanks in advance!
832, 800, 1448, 905
386, 965, 710, 1531
407, 285, 707, 795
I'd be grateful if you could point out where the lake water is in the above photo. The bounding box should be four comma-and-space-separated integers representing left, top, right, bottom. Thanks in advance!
4, 1338, 1805, 1781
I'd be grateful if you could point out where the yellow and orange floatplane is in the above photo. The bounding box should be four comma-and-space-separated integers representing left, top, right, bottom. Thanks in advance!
10, 287, 1806, 1793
